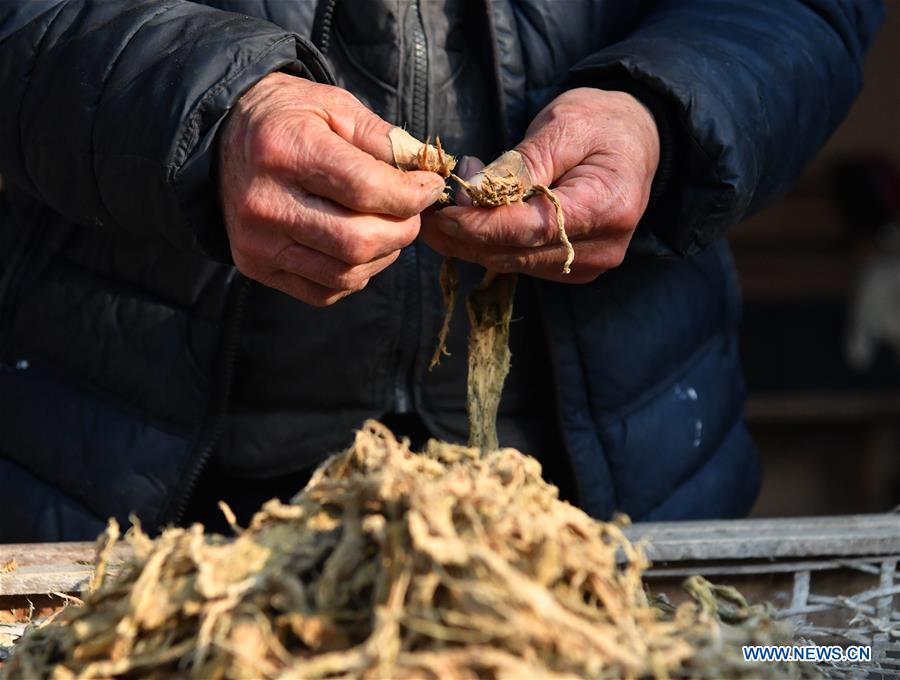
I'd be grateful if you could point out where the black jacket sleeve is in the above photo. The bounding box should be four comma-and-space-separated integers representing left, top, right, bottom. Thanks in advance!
568, 0, 884, 256
0, 0, 333, 260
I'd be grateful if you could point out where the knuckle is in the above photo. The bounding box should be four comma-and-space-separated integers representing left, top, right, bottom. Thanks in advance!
547, 101, 581, 123
605, 245, 627, 269
270, 245, 293, 271
463, 216, 491, 244
607, 192, 643, 231
329, 265, 363, 290
341, 236, 378, 266
400, 215, 422, 244
616, 204, 643, 231
494, 254, 526, 274
230, 239, 262, 277
345, 171, 383, 212
231, 190, 257, 222
231, 250, 256, 278
238, 189, 281, 224
248, 123, 288, 167
563, 199, 593, 232
535, 219, 559, 247
354, 108, 391, 143
300, 285, 339, 307
329, 84, 360, 106
322, 289, 352, 306
349, 277, 370, 293
515, 145, 552, 190
246, 195, 273, 223
405, 214, 422, 236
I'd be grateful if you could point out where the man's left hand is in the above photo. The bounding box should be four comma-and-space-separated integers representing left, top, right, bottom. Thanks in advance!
421, 87, 660, 283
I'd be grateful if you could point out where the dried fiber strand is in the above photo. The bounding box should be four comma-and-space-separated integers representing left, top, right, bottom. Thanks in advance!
465, 271, 517, 452
530, 183, 574, 274
443, 151, 572, 452
88, 518, 120, 595
429, 257, 459, 370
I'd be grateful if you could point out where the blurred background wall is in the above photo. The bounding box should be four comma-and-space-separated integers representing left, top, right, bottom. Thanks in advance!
736, 3, 900, 516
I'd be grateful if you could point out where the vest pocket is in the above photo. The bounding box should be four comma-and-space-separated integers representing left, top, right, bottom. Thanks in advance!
596, 330, 751, 520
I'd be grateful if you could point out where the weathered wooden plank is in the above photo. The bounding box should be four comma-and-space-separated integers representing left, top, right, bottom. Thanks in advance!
643, 556, 893, 578
0, 564, 93, 598
0, 542, 99, 568
625, 513, 900, 562
1, 514, 897, 596
0, 543, 131, 597
629, 513, 900, 537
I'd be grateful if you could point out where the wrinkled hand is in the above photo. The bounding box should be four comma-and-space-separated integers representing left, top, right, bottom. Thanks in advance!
422, 88, 660, 283
220, 73, 446, 305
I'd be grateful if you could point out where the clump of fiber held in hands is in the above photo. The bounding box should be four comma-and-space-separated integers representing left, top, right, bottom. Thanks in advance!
400, 140, 572, 452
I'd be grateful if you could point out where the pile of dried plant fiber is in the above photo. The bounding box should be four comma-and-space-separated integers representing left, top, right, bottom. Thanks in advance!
4, 421, 808, 680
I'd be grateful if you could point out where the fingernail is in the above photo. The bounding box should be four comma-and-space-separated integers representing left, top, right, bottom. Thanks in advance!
431, 179, 448, 199
434, 213, 459, 236
457, 155, 483, 179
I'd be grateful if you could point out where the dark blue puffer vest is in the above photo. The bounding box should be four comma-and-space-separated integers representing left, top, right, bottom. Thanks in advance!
0, 0, 883, 540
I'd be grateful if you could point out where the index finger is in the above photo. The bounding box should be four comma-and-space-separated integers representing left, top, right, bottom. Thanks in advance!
434, 175, 609, 247
293, 126, 447, 218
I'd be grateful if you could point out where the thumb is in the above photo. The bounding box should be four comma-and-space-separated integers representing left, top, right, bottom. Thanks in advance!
454, 156, 485, 206
514, 108, 586, 187
457, 155, 485, 180
464, 150, 532, 194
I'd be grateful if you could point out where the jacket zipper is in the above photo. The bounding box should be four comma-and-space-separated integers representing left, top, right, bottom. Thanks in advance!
392, 0, 428, 413
314, 0, 338, 54
409, 0, 428, 140
170, 274, 249, 524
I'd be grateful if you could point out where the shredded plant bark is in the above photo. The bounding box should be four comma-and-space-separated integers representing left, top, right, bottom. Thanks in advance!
450, 149, 574, 274
88, 518, 120, 595
3, 422, 806, 679
389, 128, 456, 178
391, 135, 570, 450
463, 272, 516, 451
428, 147, 572, 451
529, 183, 574, 274
429, 257, 459, 370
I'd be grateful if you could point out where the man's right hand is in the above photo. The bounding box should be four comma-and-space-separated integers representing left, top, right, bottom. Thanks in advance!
219, 73, 446, 306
